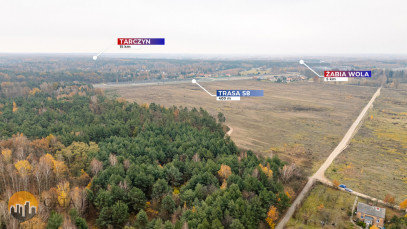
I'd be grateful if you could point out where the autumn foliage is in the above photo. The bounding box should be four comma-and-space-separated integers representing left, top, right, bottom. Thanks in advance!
333, 179, 340, 188
384, 194, 395, 204
15, 160, 32, 175
266, 206, 278, 229
57, 181, 70, 207
218, 164, 232, 190
12, 101, 18, 112
1, 148, 12, 163
0, 79, 292, 228
20, 216, 46, 229
218, 164, 232, 179
259, 163, 273, 178
400, 198, 407, 210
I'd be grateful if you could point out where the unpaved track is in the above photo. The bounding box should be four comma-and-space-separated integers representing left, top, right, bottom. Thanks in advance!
226, 125, 233, 136
318, 178, 400, 210
276, 87, 381, 229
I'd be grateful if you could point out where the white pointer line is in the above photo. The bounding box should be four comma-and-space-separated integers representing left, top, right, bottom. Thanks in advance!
93, 44, 115, 60
192, 79, 216, 97
299, 60, 323, 78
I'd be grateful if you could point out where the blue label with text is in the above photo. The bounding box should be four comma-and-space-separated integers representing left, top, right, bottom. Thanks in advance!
216, 90, 264, 97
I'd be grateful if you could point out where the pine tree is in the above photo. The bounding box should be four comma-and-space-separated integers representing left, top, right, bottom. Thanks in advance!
161, 195, 176, 219
112, 201, 129, 227
135, 210, 148, 228
47, 211, 63, 229
129, 187, 146, 212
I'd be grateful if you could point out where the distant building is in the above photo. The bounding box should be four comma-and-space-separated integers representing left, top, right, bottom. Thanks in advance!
356, 202, 385, 229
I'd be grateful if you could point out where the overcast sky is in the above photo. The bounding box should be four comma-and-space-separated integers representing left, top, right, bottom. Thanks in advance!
1, 0, 406, 55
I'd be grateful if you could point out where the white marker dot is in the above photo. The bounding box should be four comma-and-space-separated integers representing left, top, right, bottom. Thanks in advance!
192, 79, 197, 84
299, 60, 304, 65
93, 56, 98, 61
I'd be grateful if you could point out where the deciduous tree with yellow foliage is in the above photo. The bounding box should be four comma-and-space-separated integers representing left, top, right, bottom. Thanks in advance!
400, 198, 407, 210
266, 206, 278, 229
15, 160, 32, 190
15, 160, 32, 174
1, 149, 11, 163
57, 181, 70, 207
218, 164, 232, 189
29, 87, 41, 96
12, 101, 18, 112
218, 164, 232, 180
20, 216, 46, 229
259, 163, 273, 178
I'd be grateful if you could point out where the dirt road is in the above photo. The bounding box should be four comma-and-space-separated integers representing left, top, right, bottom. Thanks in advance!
317, 177, 400, 210
226, 125, 233, 136
94, 76, 252, 89
276, 87, 381, 229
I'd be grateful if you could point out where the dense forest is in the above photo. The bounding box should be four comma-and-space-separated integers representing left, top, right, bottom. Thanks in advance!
1, 56, 404, 228
0, 82, 291, 228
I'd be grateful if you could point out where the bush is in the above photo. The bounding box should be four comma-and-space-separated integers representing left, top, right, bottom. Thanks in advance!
75, 217, 88, 229
356, 221, 366, 228
47, 211, 63, 229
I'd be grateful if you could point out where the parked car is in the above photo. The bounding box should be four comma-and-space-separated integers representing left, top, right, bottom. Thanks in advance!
339, 184, 346, 188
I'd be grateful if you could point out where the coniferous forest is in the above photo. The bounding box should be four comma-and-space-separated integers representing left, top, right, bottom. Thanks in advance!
0, 79, 290, 229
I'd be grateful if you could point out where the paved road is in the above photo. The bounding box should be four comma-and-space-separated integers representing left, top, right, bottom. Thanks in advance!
276, 87, 381, 229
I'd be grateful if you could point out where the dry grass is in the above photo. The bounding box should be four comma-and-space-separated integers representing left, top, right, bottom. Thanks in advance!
287, 184, 355, 229
327, 87, 407, 203
104, 80, 376, 175
287, 184, 404, 229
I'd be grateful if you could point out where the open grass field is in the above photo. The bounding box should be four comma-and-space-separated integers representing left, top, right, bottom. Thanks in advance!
102, 80, 376, 176
286, 184, 404, 229
327, 87, 407, 203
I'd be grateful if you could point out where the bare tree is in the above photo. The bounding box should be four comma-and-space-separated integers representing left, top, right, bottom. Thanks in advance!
109, 154, 117, 166
39, 155, 53, 190
0, 201, 8, 226
90, 158, 103, 176
33, 161, 43, 195
279, 163, 298, 183
251, 168, 259, 178
71, 187, 87, 216
119, 180, 129, 191
192, 153, 200, 162
0, 158, 8, 191
12, 134, 29, 160
182, 222, 189, 229
123, 159, 130, 171
7, 164, 18, 192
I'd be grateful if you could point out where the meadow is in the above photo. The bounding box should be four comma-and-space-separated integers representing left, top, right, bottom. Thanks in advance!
287, 184, 404, 229
102, 80, 377, 177
327, 87, 407, 203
